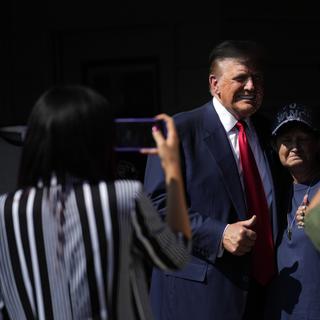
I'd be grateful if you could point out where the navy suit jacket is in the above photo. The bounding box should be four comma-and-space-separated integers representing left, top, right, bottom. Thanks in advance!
144, 101, 280, 320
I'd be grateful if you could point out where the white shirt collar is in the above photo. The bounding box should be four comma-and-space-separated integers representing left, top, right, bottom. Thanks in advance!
212, 97, 251, 132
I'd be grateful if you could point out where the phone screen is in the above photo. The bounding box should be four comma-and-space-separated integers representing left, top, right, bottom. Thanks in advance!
114, 118, 164, 152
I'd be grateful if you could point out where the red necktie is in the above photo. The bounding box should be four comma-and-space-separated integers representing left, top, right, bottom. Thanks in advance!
236, 120, 275, 286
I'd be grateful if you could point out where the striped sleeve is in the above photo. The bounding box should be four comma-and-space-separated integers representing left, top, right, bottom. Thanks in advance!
129, 181, 190, 270
0, 192, 30, 320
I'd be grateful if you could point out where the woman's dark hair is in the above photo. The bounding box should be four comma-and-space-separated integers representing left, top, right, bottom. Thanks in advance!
18, 85, 116, 187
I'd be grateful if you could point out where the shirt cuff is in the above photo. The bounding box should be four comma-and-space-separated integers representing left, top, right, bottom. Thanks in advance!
217, 224, 229, 258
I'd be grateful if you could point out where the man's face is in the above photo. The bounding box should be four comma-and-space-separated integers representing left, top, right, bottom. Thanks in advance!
209, 58, 264, 119
276, 126, 318, 171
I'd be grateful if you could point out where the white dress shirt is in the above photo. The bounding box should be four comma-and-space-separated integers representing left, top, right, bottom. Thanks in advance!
213, 97, 274, 256
213, 97, 273, 208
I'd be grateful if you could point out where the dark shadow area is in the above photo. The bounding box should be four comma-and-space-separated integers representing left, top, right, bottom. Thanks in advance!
3, 1, 320, 181
265, 261, 302, 319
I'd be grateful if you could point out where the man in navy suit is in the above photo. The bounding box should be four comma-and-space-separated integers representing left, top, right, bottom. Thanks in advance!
144, 40, 280, 320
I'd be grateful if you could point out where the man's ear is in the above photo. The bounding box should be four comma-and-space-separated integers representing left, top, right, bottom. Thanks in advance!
209, 74, 219, 96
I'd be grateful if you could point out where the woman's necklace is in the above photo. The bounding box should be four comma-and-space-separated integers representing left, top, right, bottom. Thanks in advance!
286, 180, 314, 240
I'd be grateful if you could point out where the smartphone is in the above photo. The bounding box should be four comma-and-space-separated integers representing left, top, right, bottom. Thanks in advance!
114, 118, 165, 152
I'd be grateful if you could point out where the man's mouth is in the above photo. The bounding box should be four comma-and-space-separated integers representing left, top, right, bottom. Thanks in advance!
237, 95, 255, 101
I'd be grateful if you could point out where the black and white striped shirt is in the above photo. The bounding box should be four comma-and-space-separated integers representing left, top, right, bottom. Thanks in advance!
0, 180, 190, 320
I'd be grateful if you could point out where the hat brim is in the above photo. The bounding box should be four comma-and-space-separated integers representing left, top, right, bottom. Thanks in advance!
272, 119, 314, 136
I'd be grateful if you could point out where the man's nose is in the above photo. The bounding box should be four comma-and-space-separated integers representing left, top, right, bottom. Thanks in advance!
244, 77, 255, 90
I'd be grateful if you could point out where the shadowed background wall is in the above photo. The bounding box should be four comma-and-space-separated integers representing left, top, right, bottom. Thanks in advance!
3, 0, 320, 124
1, 0, 320, 181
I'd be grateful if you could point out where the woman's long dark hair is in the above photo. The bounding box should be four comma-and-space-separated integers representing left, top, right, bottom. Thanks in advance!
18, 85, 116, 187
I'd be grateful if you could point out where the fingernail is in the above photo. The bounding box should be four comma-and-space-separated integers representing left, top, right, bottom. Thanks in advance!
152, 126, 158, 132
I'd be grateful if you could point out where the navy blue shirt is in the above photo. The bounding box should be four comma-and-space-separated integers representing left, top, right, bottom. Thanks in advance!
266, 180, 320, 319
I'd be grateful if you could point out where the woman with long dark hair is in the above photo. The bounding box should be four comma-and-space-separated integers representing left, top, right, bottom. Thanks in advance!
0, 85, 191, 320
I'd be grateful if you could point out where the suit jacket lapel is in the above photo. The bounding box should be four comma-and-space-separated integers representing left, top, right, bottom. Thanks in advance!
201, 102, 247, 219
